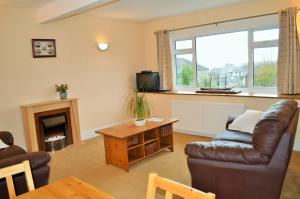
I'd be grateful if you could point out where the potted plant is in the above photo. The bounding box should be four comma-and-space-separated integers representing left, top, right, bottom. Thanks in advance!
126, 91, 151, 126
55, 84, 68, 99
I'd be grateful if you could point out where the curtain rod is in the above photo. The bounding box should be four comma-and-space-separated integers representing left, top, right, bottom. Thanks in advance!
157, 8, 299, 33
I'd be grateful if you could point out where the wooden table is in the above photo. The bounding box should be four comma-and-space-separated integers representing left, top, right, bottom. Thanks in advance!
96, 118, 178, 172
16, 176, 115, 199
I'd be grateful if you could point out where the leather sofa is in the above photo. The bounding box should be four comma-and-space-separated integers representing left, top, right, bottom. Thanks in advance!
0, 131, 51, 198
185, 100, 299, 199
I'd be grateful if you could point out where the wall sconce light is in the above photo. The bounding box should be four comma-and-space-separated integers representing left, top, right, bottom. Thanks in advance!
97, 42, 109, 51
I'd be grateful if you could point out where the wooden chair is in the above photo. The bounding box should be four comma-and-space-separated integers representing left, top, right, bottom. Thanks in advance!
146, 173, 215, 199
0, 160, 35, 198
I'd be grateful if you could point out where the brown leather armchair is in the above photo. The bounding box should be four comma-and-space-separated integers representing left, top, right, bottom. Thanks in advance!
0, 131, 51, 198
185, 100, 299, 199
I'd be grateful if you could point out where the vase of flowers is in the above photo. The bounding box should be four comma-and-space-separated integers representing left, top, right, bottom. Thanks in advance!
55, 84, 68, 99
126, 91, 151, 126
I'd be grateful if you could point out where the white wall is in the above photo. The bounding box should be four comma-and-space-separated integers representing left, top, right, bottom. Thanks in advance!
0, 7, 145, 149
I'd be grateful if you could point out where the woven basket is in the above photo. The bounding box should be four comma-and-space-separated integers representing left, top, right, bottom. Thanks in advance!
127, 135, 139, 147
159, 125, 172, 137
145, 142, 158, 156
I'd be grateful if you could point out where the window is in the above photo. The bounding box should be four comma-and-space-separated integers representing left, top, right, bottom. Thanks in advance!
175, 54, 194, 86
196, 31, 248, 89
173, 40, 195, 89
253, 47, 278, 87
172, 28, 279, 93
175, 40, 193, 50
253, 29, 279, 42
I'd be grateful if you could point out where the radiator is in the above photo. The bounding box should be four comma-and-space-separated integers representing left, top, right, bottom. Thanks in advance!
171, 100, 245, 137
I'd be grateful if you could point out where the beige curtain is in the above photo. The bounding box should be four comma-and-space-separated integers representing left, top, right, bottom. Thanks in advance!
156, 30, 173, 90
277, 7, 300, 94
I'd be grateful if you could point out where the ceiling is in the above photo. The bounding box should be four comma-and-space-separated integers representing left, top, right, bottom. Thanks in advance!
85, 0, 249, 21
0, 0, 249, 21
0, 0, 53, 8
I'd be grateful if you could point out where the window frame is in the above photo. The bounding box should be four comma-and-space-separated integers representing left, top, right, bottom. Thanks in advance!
172, 38, 197, 90
249, 29, 278, 94
171, 27, 279, 93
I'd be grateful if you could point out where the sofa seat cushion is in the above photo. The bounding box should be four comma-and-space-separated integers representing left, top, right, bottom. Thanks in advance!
185, 140, 269, 164
0, 145, 26, 159
214, 130, 253, 144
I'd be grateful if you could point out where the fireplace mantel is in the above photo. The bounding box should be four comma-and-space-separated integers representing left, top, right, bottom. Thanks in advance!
20, 98, 81, 152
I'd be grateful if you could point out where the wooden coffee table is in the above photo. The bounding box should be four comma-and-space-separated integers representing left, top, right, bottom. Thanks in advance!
96, 118, 178, 172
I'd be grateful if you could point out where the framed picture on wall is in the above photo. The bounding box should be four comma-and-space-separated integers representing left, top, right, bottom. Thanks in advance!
32, 39, 56, 58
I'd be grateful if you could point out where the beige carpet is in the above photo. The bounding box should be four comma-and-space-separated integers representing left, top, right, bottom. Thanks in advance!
49, 133, 300, 199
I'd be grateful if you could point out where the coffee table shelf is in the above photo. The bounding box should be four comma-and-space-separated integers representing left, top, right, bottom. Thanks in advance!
127, 143, 144, 151
128, 156, 144, 165
160, 143, 172, 150
144, 137, 159, 144
97, 118, 178, 171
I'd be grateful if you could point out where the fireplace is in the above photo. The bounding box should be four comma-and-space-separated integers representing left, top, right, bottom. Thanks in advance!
21, 98, 81, 152
34, 108, 73, 152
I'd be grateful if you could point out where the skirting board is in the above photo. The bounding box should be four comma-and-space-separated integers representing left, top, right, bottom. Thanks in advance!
174, 127, 216, 139
174, 127, 300, 152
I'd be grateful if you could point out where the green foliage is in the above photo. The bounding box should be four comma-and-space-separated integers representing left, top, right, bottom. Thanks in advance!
254, 62, 277, 87
126, 91, 151, 120
55, 84, 68, 92
181, 66, 193, 85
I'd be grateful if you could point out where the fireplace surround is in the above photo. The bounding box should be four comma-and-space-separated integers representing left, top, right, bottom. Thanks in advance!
21, 98, 81, 152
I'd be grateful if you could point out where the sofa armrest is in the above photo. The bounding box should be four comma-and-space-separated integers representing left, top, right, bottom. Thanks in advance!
225, 115, 238, 130
185, 141, 269, 164
0, 131, 14, 145
0, 152, 50, 170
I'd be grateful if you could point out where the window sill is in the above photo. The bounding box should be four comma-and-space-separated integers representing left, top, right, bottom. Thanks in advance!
145, 90, 300, 100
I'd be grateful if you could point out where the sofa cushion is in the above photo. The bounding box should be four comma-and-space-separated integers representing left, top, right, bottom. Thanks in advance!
0, 140, 9, 149
214, 130, 253, 144
185, 140, 269, 164
253, 100, 298, 156
228, 110, 264, 134
0, 145, 26, 159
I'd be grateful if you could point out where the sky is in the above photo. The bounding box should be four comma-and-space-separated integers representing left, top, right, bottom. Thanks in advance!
196, 31, 248, 69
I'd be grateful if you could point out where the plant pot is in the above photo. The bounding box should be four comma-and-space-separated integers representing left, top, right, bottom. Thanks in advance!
134, 119, 146, 126
59, 91, 67, 99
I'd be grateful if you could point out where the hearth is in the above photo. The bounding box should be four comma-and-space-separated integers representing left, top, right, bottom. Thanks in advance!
34, 108, 73, 152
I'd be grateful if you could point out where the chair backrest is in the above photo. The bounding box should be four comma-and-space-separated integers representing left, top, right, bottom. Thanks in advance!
146, 173, 215, 199
0, 160, 35, 198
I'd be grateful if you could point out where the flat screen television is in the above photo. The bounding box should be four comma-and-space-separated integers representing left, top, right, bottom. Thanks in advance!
136, 71, 160, 92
